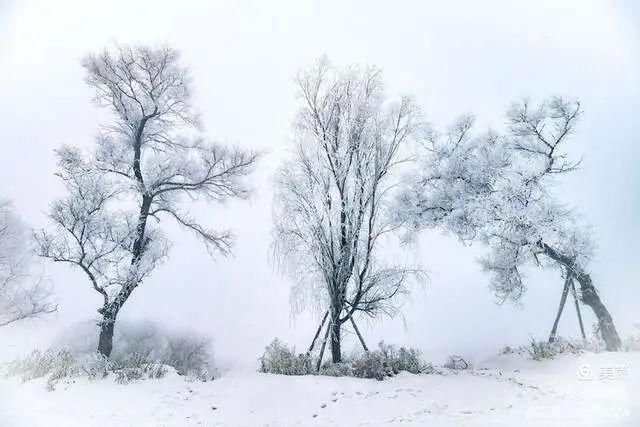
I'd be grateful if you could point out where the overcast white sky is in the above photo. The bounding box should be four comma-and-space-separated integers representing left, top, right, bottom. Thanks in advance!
1, 0, 638, 368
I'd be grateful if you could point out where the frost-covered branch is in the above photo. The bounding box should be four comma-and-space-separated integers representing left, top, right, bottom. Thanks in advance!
0, 200, 56, 327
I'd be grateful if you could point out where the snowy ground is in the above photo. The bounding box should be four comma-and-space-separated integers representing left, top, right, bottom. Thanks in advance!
1, 351, 638, 426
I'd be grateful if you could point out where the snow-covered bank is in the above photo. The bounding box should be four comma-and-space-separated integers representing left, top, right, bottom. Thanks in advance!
1, 351, 637, 426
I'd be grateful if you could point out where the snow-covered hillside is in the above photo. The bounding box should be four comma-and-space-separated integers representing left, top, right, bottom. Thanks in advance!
1, 351, 637, 426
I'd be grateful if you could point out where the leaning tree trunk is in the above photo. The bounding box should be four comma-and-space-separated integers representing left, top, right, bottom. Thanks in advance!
541, 242, 621, 351
575, 273, 621, 350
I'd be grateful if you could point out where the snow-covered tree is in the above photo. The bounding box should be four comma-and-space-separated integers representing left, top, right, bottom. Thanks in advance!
273, 59, 422, 364
36, 45, 258, 357
0, 200, 56, 327
397, 97, 621, 351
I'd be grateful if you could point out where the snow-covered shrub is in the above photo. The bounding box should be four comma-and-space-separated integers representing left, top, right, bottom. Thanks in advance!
8, 321, 215, 389
259, 339, 312, 375
258, 339, 429, 379
163, 333, 215, 381
319, 361, 354, 377
397, 346, 432, 374
350, 350, 389, 380
443, 355, 470, 370
376, 341, 399, 374
501, 335, 604, 360
76, 352, 113, 380
54, 320, 216, 381
111, 352, 167, 384
500, 345, 517, 355
7, 347, 168, 390
378, 342, 430, 374
44, 349, 81, 390
8, 349, 84, 390
320, 342, 431, 380
503, 324, 640, 361
7, 349, 66, 383
527, 338, 584, 360
9, 349, 105, 390
528, 340, 556, 360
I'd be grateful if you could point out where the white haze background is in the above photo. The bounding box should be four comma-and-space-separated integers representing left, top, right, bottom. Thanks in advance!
0, 0, 638, 369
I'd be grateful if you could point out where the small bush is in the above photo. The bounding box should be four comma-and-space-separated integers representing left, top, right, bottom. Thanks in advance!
162, 333, 215, 381
526, 338, 584, 361
502, 326, 640, 360
319, 361, 354, 377
528, 340, 556, 360
500, 345, 516, 355
323, 342, 431, 380
260, 339, 430, 380
111, 352, 167, 384
259, 339, 312, 375
63, 320, 215, 379
443, 355, 470, 370
76, 352, 113, 380
7, 348, 169, 390
7, 321, 215, 389
376, 342, 431, 375
8, 349, 65, 382
397, 346, 429, 374
350, 350, 389, 380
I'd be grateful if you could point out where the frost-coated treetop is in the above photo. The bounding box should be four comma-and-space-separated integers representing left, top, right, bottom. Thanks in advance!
398, 97, 593, 303
273, 58, 423, 324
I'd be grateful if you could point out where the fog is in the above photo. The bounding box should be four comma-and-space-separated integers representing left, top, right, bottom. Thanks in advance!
1, 0, 638, 369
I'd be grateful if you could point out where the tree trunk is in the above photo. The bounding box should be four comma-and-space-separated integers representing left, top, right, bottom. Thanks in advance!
330, 314, 342, 363
549, 271, 571, 343
577, 274, 620, 350
540, 242, 621, 351
97, 311, 116, 357
95, 195, 153, 356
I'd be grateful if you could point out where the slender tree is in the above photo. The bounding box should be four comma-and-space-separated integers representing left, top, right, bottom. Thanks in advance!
273, 59, 422, 363
397, 97, 621, 350
0, 200, 56, 327
37, 45, 257, 357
